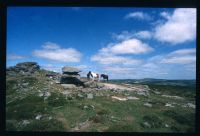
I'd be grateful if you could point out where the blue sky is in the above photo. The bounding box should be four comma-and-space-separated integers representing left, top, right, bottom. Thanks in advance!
7, 7, 196, 79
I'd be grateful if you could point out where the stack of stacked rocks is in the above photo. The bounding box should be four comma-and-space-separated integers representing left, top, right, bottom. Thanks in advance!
60, 66, 84, 86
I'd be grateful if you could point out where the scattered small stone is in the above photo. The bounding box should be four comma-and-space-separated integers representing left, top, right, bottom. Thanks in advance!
165, 103, 175, 108
71, 126, 80, 131
97, 83, 105, 89
111, 96, 127, 101
61, 84, 77, 89
90, 105, 95, 109
77, 93, 84, 98
38, 92, 43, 97
22, 83, 29, 86
23, 88, 29, 92
136, 91, 149, 96
83, 105, 89, 109
127, 96, 139, 100
162, 95, 184, 100
182, 103, 195, 109
144, 103, 152, 107
143, 122, 151, 128
55, 80, 60, 84
62, 90, 71, 95
35, 114, 42, 120
87, 93, 94, 99
44, 91, 51, 97
84, 81, 98, 88
12, 85, 18, 90
165, 124, 169, 128
53, 106, 63, 109
95, 93, 101, 97
76, 119, 91, 130
38, 91, 51, 98
44, 97, 48, 100
152, 91, 161, 94
110, 116, 115, 119
21, 120, 30, 126
110, 116, 121, 122
124, 93, 130, 96
48, 116, 52, 120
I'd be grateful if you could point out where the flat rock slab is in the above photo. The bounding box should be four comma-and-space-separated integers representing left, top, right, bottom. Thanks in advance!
83, 81, 104, 88
62, 66, 81, 73
61, 84, 77, 89
102, 83, 134, 91
144, 103, 152, 107
111, 96, 128, 101
127, 96, 140, 100
165, 103, 175, 107
61, 74, 80, 78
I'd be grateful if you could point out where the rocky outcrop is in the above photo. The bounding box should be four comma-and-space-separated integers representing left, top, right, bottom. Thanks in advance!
6, 62, 40, 76
60, 66, 84, 86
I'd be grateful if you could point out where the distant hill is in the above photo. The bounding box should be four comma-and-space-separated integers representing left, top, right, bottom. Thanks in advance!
108, 78, 196, 87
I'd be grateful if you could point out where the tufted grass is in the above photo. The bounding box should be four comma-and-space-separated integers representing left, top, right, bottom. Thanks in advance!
6, 73, 195, 132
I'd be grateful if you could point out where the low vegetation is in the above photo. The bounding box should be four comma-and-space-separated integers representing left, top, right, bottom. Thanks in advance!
6, 69, 195, 132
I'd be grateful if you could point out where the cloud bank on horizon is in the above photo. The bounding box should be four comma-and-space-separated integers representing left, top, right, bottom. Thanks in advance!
7, 8, 196, 79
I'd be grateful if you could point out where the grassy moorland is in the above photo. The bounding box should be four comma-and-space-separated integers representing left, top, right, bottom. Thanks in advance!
6, 71, 195, 132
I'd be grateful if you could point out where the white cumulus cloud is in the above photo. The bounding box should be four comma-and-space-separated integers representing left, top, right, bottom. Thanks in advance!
161, 48, 196, 64
112, 30, 152, 40
76, 65, 88, 70
125, 12, 152, 20
154, 8, 196, 44
42, 42, 60, 50
108, 38, 153, 55
160, 11, 171, 19
91, 54, 141, 65
112, 31, 133, 41
134, 31, 152, 39
7, 54, 26, 60
104, 66, 135, 74
91, 38, 152, 65
32, 42, 82, 63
